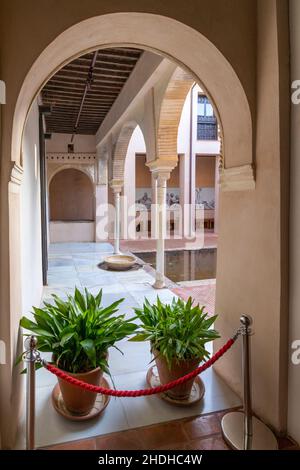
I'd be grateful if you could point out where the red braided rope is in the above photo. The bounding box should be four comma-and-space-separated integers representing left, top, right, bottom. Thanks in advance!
44, 337, 235, 397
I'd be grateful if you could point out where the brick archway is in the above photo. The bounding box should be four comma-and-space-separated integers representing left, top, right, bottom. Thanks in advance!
157, 67, 194, 165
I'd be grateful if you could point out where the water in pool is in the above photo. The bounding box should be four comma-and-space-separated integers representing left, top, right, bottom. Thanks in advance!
134, 249, 217, 283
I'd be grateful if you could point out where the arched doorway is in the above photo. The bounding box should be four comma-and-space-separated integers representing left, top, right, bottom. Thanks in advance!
49, 168, 95, 243
3, 12, 258, 449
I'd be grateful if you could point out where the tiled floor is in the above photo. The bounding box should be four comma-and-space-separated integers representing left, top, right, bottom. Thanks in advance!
43, 411, 299, 451
172, 280, 216, 317
15, 242, 241, 450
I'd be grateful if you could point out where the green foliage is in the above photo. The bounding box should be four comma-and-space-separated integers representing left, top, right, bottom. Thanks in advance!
19, 287, 138, 373
130, 296, 220, 367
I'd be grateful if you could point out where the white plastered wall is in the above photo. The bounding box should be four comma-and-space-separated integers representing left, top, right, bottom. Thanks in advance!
20, 99, 43, 313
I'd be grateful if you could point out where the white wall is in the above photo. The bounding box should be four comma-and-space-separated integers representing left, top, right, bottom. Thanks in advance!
21, 100, 43, 313
177, 84, 220, 156
46, 133, 96, 153
124, 125, 146, 208
50, 222, 95, 242
288, 0, 300, 445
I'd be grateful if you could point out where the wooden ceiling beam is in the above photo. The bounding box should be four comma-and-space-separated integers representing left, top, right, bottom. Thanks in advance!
53, 69, 129, 82
43, 82, 121, 94
42, 47, 143, 136
68, 61, 134, 73
59, 67, 131, 79
42, 100, 112, 109
97, 51, 141, 61
42, 91, 117, 102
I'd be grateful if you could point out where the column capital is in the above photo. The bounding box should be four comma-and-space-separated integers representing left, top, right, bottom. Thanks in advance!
146, 158, 177, 181
109, 178, 123, 193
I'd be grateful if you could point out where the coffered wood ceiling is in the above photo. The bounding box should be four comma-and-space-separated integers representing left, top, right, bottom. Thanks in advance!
42, 47, 143, 135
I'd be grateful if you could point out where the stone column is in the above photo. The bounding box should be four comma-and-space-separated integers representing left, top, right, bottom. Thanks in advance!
148, 160, 177, 289
154, 172, 169, 288
151, 173, 157, 238
114, 190, 121, 254
110, 180, 123, 254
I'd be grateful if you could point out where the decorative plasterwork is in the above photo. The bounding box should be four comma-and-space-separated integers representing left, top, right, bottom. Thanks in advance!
46, 153, 96, 163
220, 164, 255, 191
109, 178, 124, 193
10, 163, 24, 186
47, 163, 96, 186
147, 158, 178, 181
218, 126, 224, 171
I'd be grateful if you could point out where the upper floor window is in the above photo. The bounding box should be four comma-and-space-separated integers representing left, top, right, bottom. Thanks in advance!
197, 95, 217, 140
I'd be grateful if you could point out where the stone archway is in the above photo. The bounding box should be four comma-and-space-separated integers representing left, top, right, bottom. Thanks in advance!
3, 12, 255, 448
11, 13, 253, 172
111, 122, 139, 184
156, 67, 194, 165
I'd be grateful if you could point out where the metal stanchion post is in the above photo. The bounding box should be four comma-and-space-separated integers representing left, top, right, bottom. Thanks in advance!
221, 315, 278, 450
24, 335, 38, 450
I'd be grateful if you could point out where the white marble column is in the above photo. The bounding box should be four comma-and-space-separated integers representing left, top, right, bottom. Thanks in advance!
113, 188, 121, 254
110, 180, 123, 254
152, 171, 169, 289
151, 173, 158, 239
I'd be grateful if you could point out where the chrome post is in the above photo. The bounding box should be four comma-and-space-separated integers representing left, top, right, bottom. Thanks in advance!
240, 314, 253, 449
221, 315, 278, 450
24, 335, 38, 450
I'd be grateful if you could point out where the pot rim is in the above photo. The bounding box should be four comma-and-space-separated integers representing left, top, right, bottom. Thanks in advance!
56, 365, 102, 377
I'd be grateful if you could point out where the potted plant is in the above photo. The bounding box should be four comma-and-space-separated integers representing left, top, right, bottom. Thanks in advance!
19, 287, 137, 415
130, 296, 220, 400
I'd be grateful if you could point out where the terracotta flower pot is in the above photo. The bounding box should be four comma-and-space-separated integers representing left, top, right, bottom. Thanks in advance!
57, 367, 103, 415
153, 348, 201, 400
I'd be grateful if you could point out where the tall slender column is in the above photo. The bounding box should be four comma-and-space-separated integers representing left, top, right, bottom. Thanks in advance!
110, 180, 123, 255
113, 189, 121, 254
152, 171, 169, 289
151, 173, 158, 238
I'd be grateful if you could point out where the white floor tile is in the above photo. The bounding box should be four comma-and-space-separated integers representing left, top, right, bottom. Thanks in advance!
108, 341, 151, 375
17, 383, 129, 448
114, 369, 241, 430
15, 242, 239, 449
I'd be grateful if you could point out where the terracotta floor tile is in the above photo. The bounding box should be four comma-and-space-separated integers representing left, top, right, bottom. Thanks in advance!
44, 438, 96, 450
188, 434, 230, 450
172, 284, 216, 317
182, 414, 221, 440
278, 437, 299, 450
156, 442, 191, 450
40, 409, 298, 451
96, 429, 144, 450
139, 421, 188, 448
283, 445, 300, 451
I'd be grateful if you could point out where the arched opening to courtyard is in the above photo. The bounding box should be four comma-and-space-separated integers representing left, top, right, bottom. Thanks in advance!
1, 10, 289, 451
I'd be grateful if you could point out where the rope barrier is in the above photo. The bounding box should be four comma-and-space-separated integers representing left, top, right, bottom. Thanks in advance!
43, 336, 237, 397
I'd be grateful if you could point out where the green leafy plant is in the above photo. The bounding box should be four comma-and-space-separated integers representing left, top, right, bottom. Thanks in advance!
130, 296, 220, 367
19, 287, 138, 374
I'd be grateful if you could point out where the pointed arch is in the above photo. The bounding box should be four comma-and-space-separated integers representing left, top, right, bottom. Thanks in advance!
111, 122, 138, 183
157, 67, 194, 164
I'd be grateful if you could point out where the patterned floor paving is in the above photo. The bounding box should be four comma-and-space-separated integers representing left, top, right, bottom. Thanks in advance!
43, 410, 298, 450
172, 280, 216, 317
15, 242, 242, 450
